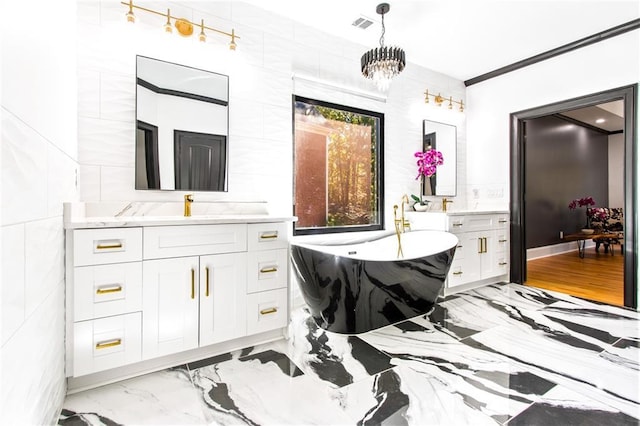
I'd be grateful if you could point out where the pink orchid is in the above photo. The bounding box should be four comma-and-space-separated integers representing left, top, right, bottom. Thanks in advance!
415, 149, 444, 179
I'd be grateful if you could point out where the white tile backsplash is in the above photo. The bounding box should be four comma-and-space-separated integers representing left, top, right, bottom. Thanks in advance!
47, 145, 79, 217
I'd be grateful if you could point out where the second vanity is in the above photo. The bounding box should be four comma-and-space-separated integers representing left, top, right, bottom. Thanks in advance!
64, 202, 295, 391
407, 210, 510, 294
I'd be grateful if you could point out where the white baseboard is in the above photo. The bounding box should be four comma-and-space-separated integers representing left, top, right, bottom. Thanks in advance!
527, 240, 595, 261
66, 328, 286, 393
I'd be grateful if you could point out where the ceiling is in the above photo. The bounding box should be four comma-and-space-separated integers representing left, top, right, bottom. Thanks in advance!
240, 0, 640, 81
560, 101, 625, 133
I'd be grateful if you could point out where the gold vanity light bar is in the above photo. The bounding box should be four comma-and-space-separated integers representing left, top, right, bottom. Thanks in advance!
424, 89, 465, 112
120, 0, 240, 50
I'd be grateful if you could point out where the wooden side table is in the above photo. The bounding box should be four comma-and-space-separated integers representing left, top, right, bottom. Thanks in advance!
562, 232, 622, 258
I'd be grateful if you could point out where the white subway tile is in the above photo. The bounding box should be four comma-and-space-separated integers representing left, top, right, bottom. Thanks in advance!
78, 117, 134, 167
1, 224, 25, 346
229, 100, 263, 139
78, 165, 101, 201
78, 68, 101, 119
100, 71, 135, 122
47, 146, 79, 217
24, 218, 64, 318
0, 284, 65, 425
1, 111, 49, 226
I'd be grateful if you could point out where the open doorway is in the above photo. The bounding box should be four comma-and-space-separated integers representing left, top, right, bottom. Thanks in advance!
509, 85, 637, 309
523, 101, 624, 305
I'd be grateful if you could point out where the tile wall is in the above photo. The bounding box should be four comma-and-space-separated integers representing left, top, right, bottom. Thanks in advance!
1, 0, 78, 423
76, 0, 468, 223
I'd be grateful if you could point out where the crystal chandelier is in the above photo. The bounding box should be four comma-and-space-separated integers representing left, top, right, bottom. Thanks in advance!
361, 3, 406, 90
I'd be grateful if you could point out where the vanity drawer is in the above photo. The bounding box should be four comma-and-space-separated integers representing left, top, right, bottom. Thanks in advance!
74, 228, 143, 266
73, 312, 142, 377
143, 224, 247, 259
74, 262, 143, 322
247, 223, 289, 251
496, 215, 510, 229
246, 288, 288, 335
495, 232, 509, 254
448, 216, 466, 233
447, 260, 480, 288
496, 256, 509, 274
247, 249, 288, 294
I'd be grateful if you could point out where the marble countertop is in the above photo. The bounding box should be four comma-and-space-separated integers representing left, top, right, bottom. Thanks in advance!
406, 209, 509, 216
63, 201, 296, 229
64, 214, 297, 229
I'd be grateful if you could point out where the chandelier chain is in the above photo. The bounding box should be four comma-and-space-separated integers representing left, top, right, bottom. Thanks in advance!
379, 13, 385, 47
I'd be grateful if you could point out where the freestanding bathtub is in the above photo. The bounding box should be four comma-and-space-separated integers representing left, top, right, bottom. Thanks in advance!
290, 230, 458, 334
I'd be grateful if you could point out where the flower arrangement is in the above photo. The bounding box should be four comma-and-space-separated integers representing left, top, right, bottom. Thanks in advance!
415, 149, 444, 179
568, 196, 596, 229
568, 196, 595, 210
412, 148, 444, 207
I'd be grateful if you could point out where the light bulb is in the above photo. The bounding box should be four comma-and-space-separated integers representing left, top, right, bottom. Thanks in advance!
229, 29, 237, 50
164, 9, 172, 33
126, 0, 135, 23
199, 19, 206, 42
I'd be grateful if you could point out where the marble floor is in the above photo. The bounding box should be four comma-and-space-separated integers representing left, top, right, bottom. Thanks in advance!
58, 283, 640, 425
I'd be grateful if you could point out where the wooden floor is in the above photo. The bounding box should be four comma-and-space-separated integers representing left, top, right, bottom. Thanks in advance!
526, 247, 624, 306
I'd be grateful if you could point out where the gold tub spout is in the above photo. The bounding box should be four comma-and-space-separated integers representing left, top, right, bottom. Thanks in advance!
399, 194, 411, 232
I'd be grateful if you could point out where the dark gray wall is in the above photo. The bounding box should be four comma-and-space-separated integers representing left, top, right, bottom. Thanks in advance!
525, 115, 609, 249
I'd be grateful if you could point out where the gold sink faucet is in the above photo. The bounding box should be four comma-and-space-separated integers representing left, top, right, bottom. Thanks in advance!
442, 197, 453, 212
184, 194, 194, 217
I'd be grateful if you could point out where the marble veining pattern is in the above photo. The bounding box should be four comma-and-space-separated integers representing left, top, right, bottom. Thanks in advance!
58, 283, 640, 425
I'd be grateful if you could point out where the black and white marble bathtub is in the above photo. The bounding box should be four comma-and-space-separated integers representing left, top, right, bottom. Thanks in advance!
290, 230, 458, 333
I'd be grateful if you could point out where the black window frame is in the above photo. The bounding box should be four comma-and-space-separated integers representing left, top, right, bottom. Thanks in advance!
292, 95, 385, 236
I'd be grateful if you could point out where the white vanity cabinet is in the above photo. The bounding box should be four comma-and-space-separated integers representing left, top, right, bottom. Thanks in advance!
69, 228, 144, 377
66, 219, 291, 381
408, 211, 509, 293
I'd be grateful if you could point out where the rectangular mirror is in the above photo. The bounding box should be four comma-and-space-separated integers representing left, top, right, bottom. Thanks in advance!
422, 119, 456, 196
135, 56, 229, 191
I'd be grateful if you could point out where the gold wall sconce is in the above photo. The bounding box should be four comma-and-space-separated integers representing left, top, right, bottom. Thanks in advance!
424, 89, 464, 112
121, 0, 239, 50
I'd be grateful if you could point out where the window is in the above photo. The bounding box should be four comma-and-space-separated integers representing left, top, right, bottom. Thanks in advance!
293, 96, 384, 235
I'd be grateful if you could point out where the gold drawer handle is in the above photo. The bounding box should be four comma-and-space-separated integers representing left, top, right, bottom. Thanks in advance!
96, 242, 123, 250
96, 285, 123, 295
260, 233, 279, 240
499, 262, 508, 266
191, 269, 195, 299
205, 267, 210, 297
260, 267, 278, 274
260, 307, 278, 315
499, 239, 508, 243
96, 338, 122, 349
452, 271, 463, 276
